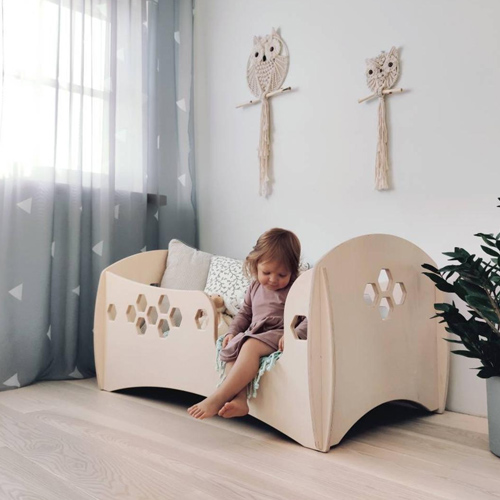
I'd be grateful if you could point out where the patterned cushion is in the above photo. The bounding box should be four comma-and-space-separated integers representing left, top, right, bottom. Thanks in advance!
205, 258, 312, 316
299, 261, 311, 274
161, 239, 213, 290
204, 256, 251, 316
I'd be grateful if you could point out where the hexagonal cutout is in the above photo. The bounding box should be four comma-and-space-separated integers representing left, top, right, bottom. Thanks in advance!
195, 309, 209, 330
170, 308, 183, 327
378, 297, 393, 320
136, 294, 147, 313
377, 269, 392, 292
393, 282, 406, 306
107, 304, 117, 321
136, 317, 147, 335
363, 283, 378, 306
290, 315, 308, 340
126, 305, 137, 323
147, 306, 158, 325
158, 295, 170, 314
158, 319, 170, 338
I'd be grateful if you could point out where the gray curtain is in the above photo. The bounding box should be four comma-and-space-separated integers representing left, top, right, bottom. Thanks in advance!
0, 0, 196, 390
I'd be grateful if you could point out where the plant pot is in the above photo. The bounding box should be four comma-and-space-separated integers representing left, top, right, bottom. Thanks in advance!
487, 376, 500, 457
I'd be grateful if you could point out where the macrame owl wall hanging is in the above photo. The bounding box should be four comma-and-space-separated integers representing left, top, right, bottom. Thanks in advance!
237, 28, 291, 197
359, 46, 405, 190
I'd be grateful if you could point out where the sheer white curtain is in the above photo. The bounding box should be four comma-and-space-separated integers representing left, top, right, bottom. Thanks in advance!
0, 0, 146, 190
0, 0, 196, 389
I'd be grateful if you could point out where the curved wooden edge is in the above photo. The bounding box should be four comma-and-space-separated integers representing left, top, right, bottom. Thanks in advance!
103, 250, 168, 284
309, 234, 450, 451
308, 266, 335, 452
94, 271, 107, 389
328, 397, 438, 448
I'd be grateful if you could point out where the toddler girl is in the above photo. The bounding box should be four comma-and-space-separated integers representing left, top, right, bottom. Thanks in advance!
187, 228, 301, 420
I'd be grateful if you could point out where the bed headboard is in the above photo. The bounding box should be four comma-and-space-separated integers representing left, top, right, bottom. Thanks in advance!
307, 234, 449, 450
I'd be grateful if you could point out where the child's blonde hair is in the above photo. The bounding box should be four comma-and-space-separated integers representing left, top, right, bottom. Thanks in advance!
244, 228, 301, 283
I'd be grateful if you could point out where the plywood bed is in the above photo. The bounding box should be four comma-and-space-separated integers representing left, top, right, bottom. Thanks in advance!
94, 234, 449, 452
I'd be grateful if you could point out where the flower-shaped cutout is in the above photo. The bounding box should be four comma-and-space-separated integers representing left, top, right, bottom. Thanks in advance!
363, 269, 406, 320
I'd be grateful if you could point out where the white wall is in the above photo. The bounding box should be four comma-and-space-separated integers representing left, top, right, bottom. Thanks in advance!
193, 0, 500, 417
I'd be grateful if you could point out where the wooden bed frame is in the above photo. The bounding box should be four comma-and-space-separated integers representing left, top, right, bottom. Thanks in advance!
94, 234, 449, 452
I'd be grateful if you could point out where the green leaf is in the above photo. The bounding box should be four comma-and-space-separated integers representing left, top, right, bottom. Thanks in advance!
477, 367, 497, 378
422, 272, 455, 293
439, 264, 460, 274
466, 295, 495, 311
422, 263, 440, 274
475, 232, 495, 245
443, 248, 470, 260
451, 349, 481, 359
435, 303, 454, 312
481, 245, 500, 258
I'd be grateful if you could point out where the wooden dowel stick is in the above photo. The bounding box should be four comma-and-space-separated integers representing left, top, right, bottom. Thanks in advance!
236, 86, 292, 109
358, 87, 404, 104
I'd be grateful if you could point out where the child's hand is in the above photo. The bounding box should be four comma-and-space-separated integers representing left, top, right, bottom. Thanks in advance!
278, 336, 284, 351
222, 333, 235, 348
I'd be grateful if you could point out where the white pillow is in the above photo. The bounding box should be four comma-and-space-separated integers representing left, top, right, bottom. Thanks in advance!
204, 256, 251, 316
161, 239, 213, 290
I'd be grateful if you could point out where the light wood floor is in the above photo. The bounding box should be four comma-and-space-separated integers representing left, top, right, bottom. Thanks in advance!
0, 379, 499, 500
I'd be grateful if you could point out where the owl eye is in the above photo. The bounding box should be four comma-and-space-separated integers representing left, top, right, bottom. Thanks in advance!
255, 52, 259, 57
388, 62, 393, 67
270, 46, 274, 52
368, 69, 373, 75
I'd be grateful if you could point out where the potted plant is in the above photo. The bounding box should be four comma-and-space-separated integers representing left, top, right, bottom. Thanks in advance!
422, 204, 500, 457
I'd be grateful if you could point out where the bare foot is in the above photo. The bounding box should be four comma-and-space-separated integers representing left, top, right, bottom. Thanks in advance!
218, 399, 249, 418
187, 397, 223, 419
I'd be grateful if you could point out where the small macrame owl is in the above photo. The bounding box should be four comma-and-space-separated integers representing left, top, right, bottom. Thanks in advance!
247, 28, 289, 197
365, 47, 400, 190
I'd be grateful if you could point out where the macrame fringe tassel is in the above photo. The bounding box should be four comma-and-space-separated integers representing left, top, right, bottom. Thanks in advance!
375, 95, 389, 190
258, 94, 271, 196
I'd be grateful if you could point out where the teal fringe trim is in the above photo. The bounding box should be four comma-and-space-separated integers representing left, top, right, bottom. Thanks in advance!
215, 336, 282, 399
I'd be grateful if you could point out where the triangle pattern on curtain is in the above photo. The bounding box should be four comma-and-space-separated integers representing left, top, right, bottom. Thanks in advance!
3, 374, 20, 387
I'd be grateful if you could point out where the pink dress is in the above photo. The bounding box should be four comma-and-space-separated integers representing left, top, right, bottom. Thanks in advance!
219, 280, 290, 362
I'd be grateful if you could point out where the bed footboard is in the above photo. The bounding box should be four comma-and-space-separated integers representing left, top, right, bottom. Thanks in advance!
94, 251, 219, 395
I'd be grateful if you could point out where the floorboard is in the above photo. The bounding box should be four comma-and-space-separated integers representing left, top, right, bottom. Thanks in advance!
0, 379, 499, 500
